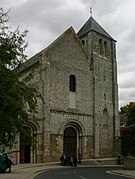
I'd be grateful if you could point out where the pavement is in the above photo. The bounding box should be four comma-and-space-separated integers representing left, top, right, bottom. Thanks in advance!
0, 162, 135, 179
0, 162, 64, 179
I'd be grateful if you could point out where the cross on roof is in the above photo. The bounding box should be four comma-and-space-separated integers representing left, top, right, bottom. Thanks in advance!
90, 6, 93, 17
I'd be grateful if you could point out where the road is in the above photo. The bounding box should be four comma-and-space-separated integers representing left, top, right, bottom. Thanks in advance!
34, 167, 129, 179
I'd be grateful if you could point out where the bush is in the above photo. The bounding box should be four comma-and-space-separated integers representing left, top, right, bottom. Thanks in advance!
121, 125, 135, 157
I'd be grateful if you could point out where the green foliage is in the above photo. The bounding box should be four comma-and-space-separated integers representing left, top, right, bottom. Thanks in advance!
120, 102, 135, 156
0, 8, 28, 68
120, 102, 135, 125
121, 126, 135, 157
0, 8, 39, 147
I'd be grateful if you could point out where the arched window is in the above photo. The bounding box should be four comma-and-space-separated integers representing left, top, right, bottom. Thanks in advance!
104, 93, 106, 100
70, 75, 76, 92
81, 40, 85, 45
103, 75, 105, 81
103, 108, 109, 125
104, 41, 107, 57
99, 39, 102, 55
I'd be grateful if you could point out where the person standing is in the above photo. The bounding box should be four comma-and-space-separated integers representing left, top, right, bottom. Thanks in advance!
78, 153, 82, 164
4, 155, 13, 173
73, 154, 77, 167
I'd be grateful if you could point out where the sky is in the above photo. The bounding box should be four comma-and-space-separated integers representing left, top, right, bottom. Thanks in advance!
1, 0, 135, 109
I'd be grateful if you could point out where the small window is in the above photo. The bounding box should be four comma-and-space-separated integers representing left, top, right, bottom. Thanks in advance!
103, 75, 105, 81
70, 75, 76, 92
99, 39, 102, 55
82, 40, 85, 45
104, 93, 106, 100
103, 108, 109, 125
104, 41, 107, 57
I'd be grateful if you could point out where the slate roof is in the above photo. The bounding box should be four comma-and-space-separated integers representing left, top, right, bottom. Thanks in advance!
77, 17, 115, 41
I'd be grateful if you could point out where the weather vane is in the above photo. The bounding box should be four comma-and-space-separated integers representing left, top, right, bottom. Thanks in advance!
90, 6, 93, 17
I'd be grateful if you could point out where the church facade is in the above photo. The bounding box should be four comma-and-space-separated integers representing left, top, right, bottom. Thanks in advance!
17, 16, 119, 163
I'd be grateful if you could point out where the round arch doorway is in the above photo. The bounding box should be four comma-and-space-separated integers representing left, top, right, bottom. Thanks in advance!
63, 127, 77, 154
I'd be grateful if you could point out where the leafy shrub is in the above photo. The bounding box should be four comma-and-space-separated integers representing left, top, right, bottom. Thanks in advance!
121, 125, 135, 157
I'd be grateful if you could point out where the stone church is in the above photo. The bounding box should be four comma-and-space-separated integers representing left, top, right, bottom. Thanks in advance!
16, 16, 119, 163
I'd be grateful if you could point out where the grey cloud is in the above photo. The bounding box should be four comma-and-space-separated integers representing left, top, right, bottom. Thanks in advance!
119, 87, 135, 107
118, 70, 135, 88
1, 0, 135, 108
9, 0, 90, 57
118, 59, 135, 74
120, 81, 135, 89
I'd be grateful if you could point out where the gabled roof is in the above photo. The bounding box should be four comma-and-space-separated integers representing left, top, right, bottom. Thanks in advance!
18, 26, 88, 73
77, 17, 115, 41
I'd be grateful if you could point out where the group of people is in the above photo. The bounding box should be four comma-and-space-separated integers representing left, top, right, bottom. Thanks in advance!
60, 153, 82, 167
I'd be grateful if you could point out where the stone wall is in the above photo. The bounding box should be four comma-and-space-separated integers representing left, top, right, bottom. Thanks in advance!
16, 21, 119, 163
49, 110, 93, 160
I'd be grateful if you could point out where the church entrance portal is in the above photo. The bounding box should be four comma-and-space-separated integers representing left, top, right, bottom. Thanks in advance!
63, 127, 77, 154
20, 134, 31, 163
20, 124, 37, 163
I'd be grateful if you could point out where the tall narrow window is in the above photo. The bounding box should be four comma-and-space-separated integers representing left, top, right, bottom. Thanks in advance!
104, 41, 107, 57
99, 39, 102, 55
104, 93, 106, 100
103, 75, 105, 81
70, 75, 76, 92
81, 40, 85, 45
103, 108, 109, 126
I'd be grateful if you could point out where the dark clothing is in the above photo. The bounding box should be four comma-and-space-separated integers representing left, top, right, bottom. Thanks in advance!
5, 157, 13, 173
78, 153, 82, 164
73, 154, 77, 167
60, 154, 66, 166
60, 154, 78, 167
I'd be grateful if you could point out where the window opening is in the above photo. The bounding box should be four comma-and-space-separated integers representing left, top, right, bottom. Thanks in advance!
70, 75, 76, 92
99, 39, 102, 55
81, 40, 85, 45
104, 41, 107, 57
104, 93, 106, 100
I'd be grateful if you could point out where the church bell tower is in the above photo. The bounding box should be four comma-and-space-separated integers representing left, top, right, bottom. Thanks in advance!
77, 16, 119, 158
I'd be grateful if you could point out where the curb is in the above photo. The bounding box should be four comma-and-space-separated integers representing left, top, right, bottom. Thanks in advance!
106, 170, 135, 178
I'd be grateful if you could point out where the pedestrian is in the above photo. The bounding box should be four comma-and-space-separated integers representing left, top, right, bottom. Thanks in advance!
67, 154, 71, 166
78, 153, 82, 164
4, 155, 13, 173
73, 154, 78, 167
60, 154, 64, 166
70, 155, 74, 166
117, 154, 121, 165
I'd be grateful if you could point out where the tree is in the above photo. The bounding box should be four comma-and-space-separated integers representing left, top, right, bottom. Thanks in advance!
120, 102, 135, 156
120, 102, 135, 125
120, 125, 135, 157
0, 8, 39, 148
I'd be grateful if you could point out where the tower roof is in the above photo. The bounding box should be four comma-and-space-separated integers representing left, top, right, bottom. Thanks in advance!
77, 17, 115, 41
